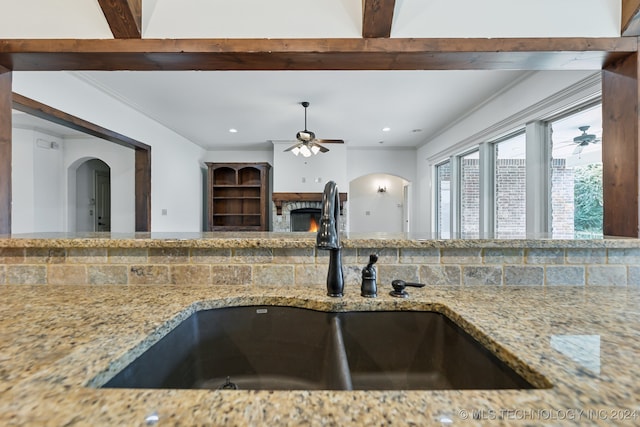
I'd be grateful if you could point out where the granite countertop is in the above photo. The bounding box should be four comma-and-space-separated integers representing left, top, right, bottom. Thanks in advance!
1, 232, 639, 249
1, 284, 640, 426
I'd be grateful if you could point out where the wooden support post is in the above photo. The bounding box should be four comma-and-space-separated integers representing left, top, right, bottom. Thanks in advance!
602, 49, 640, 236
135, 147, 151, 232
0, 70, 10, 235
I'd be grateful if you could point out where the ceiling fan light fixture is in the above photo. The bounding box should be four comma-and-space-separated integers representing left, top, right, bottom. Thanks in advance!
284, 101, 345, 157
300, 145, 312, 157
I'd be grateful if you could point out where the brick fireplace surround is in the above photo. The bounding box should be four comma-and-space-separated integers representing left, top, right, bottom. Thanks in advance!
271, 193, 347, 232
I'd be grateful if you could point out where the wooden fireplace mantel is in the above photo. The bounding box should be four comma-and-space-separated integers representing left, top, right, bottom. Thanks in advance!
272, 192, 348, 215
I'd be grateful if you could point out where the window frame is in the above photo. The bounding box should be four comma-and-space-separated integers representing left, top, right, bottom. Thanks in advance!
434, 159, 452, 237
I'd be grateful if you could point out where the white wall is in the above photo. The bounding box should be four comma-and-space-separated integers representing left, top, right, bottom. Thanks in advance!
11, 128, 64, 233
13, 71, 206, 232
272, 142, 348, 192
34, 132, 64, 231
347, 148, 416, 183
347, 147, 417, 231
415, 70, 600, 232
12, 129, 136, 233
203, 150, 273, 165
11, 128, 36, 234
65, 138, 134, 233
349, 174, 407, 233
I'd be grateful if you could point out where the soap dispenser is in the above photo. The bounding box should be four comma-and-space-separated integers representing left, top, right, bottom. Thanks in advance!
361, 254, 378, 298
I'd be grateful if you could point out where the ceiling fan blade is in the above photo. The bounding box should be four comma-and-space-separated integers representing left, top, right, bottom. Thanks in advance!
283, 142, 302, 152
315, 139, 344, 144
311, 142, 330, 153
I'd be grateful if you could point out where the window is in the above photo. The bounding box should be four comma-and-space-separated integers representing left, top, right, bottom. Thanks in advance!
494, 132, 526, 237
431, 101, 602, 239
460, 150, 479, 236
435, 161, 451, 238
549, 103, 602, 238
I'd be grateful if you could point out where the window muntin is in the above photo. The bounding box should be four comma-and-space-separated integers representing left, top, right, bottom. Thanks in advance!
435, 161, 451, 238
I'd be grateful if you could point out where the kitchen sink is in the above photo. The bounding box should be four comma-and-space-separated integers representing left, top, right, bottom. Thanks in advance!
339, 311, 533, 390
100, 306, 546, 391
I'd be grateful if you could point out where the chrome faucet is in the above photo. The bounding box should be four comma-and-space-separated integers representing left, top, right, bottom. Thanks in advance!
316, 180, 344, 297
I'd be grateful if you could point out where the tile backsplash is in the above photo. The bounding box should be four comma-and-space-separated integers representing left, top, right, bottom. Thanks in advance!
1, 246, 638, 287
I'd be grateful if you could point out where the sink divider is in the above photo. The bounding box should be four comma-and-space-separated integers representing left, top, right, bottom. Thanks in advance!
328, 315, 353, 390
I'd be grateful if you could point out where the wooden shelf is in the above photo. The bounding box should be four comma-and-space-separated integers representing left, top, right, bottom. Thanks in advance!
213, 185, 262, 188
213, 197, 261, 200
213, 213, 262, 216
206, 162, 271, 231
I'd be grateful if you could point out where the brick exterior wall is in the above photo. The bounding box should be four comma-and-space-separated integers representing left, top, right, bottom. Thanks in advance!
454, 158, 575, 236
461, 159, 479, 234
495, 159, 526, 236
551, 159, 575, 237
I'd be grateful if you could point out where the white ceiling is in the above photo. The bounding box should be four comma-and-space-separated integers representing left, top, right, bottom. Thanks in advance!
0, 0, 620, 39
2, 0, 620, 151
66, 70, 528, 150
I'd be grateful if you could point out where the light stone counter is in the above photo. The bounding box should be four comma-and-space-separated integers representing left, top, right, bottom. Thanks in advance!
1, 232, 640, 249
1, 284, 640, 426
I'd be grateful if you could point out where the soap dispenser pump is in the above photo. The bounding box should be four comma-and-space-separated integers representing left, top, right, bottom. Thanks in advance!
361, 254, 378, 298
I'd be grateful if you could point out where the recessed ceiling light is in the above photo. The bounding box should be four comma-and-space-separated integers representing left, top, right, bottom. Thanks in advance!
229, 128, 238, 133
382, 127, 391, 132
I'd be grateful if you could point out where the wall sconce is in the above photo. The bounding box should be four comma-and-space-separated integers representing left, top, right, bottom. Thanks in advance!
377, 185, 387, 193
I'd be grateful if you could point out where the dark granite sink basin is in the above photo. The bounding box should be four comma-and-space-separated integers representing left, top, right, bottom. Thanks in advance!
101, 306, 545, 391
339, 311, 533, 390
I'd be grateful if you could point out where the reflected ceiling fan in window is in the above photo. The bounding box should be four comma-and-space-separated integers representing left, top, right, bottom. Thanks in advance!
572, 125, 601, 154
283, 102, 344, 157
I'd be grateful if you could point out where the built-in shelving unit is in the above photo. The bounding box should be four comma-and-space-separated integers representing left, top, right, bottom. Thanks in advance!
206, 162, 271, 231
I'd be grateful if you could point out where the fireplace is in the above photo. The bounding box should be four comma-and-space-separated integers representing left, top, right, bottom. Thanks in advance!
290, 208, 321, 232
271, 192, 348, 232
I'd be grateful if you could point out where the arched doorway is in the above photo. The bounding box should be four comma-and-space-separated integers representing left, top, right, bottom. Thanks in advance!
74, 159, 111, 232
349, 173, 410, 233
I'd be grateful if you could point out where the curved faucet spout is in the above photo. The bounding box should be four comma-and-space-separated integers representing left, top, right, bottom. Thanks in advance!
316, 181, 341, 250
316, 181, 344, 297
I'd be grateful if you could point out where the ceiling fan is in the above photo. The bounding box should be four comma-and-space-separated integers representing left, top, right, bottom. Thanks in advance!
283, 101, 344, 157
572, 125, 600, 154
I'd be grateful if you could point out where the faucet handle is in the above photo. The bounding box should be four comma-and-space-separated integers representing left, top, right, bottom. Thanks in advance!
361, 253, 378, 298
390, 279, 425, 298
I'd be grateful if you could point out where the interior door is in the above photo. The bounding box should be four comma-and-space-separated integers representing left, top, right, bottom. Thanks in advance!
95, 170, 111, 231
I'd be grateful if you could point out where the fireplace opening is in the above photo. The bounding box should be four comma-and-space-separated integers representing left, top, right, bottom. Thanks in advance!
291, 208, 321, 232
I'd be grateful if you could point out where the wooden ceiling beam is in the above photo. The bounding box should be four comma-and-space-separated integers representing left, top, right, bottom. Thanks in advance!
0, 37, 635, 71
12, 93, 150, 150
362, 0, 396, 38
622, 0, 640, 36
97, 0, 142, 38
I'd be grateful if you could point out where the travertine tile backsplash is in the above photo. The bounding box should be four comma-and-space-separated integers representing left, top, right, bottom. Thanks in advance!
1, 246, 638, 287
